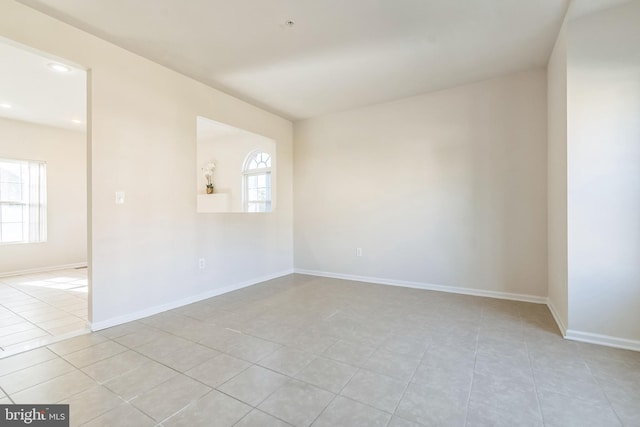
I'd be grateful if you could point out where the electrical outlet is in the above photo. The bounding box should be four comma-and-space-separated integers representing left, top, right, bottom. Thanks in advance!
115, 191, 125, 204
356, 247, 362, 257
198, 258, 205, 269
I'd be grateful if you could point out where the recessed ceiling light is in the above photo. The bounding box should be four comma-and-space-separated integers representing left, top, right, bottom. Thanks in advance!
70, 118, 83, 124
47, 63, 72, 73
0, 103, 11, 109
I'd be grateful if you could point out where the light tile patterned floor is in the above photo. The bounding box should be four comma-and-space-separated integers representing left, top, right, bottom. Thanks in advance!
0, 274, 638, 426
0, 268, 88, 355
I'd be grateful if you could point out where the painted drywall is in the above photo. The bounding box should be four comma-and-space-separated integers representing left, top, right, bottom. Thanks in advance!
546, 22, 569, 333
567, 1, 640, 342
0, 117, 86, 274
0, 1, 293, 327
294, 70, 548, 299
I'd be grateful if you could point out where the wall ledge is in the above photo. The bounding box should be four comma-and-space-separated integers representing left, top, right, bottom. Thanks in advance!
293, 268, 547, 304
90, 269, 294, 331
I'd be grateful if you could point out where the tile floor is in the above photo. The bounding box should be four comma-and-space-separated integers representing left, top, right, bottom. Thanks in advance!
0, 268, 88, 355
0, 274, 639, 426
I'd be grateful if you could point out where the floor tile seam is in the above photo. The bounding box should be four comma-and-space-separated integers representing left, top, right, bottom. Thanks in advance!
120, 321, 212, 348
581, 359, 625, 425
340, 332, 427, 418
255, 348, 318, 376
0, 305, 52, 344
0, 354, 79, 396
46, 304, 87, 316
513, 341, 545, 426
0, 327, 41, 341
69, 402, 129, 427
1, 333, 87, 361
48, 333, 115, 357
234, 408, 296, 427
1, 301, 53, 312
121, 339, 221, 391
307, 392, 339, 427
216, 365, 288, 410
55, 388, 128, 426
126, 374, 214, 422
225, 324, 314, 349
0, 385, 15, 403
214, 358, 347, 422
6, 281, 88, 319
8, 304, 85, 324
127, 399, 163, 424
462, 331, 480, 427
61, 343, 130, 370
80, 355, 152, 386
154, 388, 231, 425
8, 368, 95, 404
530, 372, 611, 402
184, 352, 253, 388
38, 314, 90, 331
389, 348, 424, 419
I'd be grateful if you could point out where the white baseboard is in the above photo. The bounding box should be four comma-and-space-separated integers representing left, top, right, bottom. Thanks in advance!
90, 267, 640, 353
0, 262, 87, 278
90, 269, 294, 331
546, 299, 568, 336
294, 269, 547, 304
546, 300, 640, 352
565, 329, 640, 352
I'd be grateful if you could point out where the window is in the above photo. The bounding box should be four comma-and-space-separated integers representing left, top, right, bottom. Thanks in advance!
0, 159, 47, 244
243, 151, 272, 212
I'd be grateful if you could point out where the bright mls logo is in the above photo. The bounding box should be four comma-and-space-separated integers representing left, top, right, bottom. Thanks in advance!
1, 405, 69, 426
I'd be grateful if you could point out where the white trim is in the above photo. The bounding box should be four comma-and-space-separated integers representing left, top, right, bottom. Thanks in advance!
564, 329, 640, 352
293, 269, 547, 304
0, 262, 87, 278
546, 299, 567, 336
90, 269, 294, 331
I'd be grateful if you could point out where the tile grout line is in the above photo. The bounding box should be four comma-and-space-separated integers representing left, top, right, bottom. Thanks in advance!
462, 307, 482, 427
582, 357, 625, 426
0, 271, 89, 352
3, 272, 88, 322
523, 321, 546, 426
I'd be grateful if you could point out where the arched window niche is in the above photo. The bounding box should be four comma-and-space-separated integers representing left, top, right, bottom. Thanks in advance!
196, 116, 276, 213
243, 151, 272, 212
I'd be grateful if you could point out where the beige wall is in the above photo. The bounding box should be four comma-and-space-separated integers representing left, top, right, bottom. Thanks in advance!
0, 1, 294, 328
294, 70, 548, 299
547, 22, 569, 333
567, 1, 640, 344
0, 117, 86, 274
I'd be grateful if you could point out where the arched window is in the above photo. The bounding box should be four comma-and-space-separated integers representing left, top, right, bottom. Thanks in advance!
243, 151, 272, 212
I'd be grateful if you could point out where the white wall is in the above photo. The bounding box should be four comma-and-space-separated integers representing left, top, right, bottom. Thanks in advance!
547, 22, 569, 333
294, 70, 548, 299
0, 1, 294, 328
567, 1, 640, 343
0, 117, 86, 274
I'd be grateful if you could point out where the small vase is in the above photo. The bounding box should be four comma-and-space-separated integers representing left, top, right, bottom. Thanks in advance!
206, 186, 214, 194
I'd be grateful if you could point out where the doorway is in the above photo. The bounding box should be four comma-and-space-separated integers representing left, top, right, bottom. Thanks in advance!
0, 38, 89, 357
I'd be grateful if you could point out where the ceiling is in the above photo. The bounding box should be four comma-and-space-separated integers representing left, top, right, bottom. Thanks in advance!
14, 0, 579, 121
0, 39, 86, 131
569, 0, 634, 19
